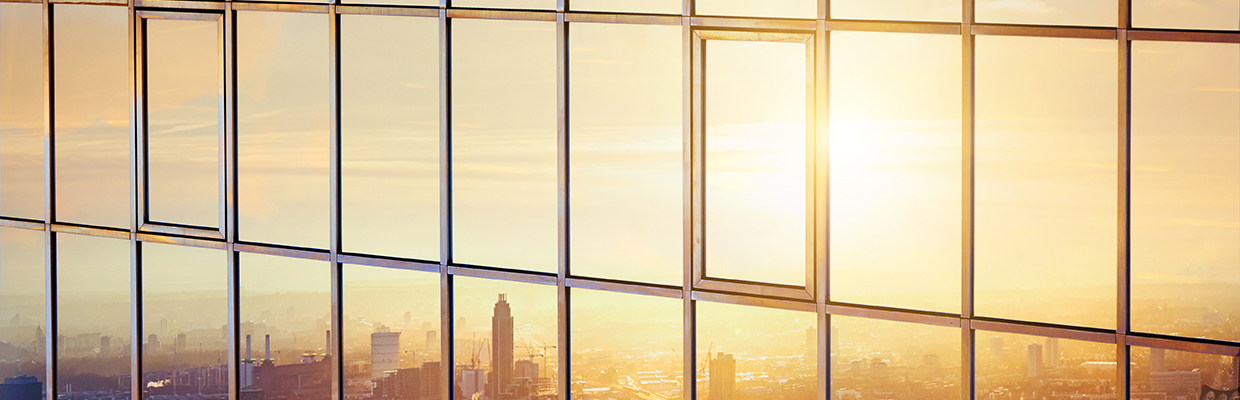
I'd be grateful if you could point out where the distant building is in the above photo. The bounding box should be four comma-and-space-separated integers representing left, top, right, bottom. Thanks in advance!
1150, 370, 1201, 399
1027, 343, 1043, 378
148, 333, 161, 355
1150, 348, 1165, 373
709, 352, 735, 400
457, 368, 486, 400
100, 336, 111, 356
990, 336, 1004, 360
375, 361, 440, 400
1044, 338, 1059, 368
175, 333, 187, 354
372, 326, 401, 379
490, 294, 514, 399
0, 376, 41, 400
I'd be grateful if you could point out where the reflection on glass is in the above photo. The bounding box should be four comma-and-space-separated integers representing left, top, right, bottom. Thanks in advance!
976, 332, 1115, 400
975, 0, 1115, 27
342, 264, 440, 398
344, 0, 435, 7
453, 277, 558, 400
53, 5, 130, 228
57, 233, 130, 400
569, 0, 679, 14
696, 301, 815, 400
695, 0, 815, 19
239, 253, 331, 400
452, 0, 554, 9
452, 19, 556, 272
1131, 41, 1240, 343
830, 316, 959, 400
828, 31, 961, 313
146, 18, 221, 229
975, 36, 1117, 329
238, 11, 329, 249
831, 0, 959, 22
705, 39, 807, 287
342, 15, 439, 261
1132, 347, 1239, 399
1133, 0, 1239, 30
0, 228, 46, 394
570, 289, 682, 399
141, 243, 229, 397
0, 3, 44, 220
569, 23, 681, 286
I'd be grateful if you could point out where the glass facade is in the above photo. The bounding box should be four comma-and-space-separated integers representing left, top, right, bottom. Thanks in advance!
0, 2, 1237, 400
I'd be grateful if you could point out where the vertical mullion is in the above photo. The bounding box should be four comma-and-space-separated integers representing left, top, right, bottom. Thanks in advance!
814, 18, 828, 400
680, 0, 694, 395
438, 8, 454, 400
129, 11, 144, 400
223, 4, 239, 400
555, 11, 571, 400
42, 1, 57, 398
327, 5, 344, 400
1116, 0, 1132, 393
961, 0, 977, 399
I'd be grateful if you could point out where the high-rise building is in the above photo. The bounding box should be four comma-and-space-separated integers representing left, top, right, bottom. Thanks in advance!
0, 376, 40, 400
100, 335, 111, 356
709, 352, 736, 400
1150, 347, 1165, 372
426, 330, 437, 354
1027, 343, 1043, 378
372, 325, 401, 379
490, 294, 514, 399
990, 336, 1004, 360
1044, 338, 1060, 369
175, 333, 187, 354
148, 333, 161, 355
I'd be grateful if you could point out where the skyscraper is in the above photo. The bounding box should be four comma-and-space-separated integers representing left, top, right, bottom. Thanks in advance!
709, 352, 736, 400
491, 294, 514, 399
1044, 337, 1060, 369
372, 325, 401, 379
1027, 343, 1043, 378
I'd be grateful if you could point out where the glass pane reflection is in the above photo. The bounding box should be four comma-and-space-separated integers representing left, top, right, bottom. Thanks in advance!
695, 301, 815, 400
341, 14, 439, 261
828, 31, 961, 313
570, 289, 682, 399
0, 227, 46, 394
976, 332, 1116, 400
830, 315, 960, 400
1131, 41, 1240, 343
695, 0, 815, 19
342, 264, 440, 398
975, 36, 1117, 329
53, 5, 130, 228
146, 18, 221, 229
57, 233, 130, 400
1133, 0, 1239, 31
705, 39, 808, 287
975, 0, 1116, 27
569, 0, 679, 14
238, 11, 330, 249
1131, 347, 1238, 399
452, 0, 554, 10
451, 19, 557, 272
141, 243, 229, 397
239, 253, 332, 400
453, 277, 559, 399
0, 3, 44, 220
569, 22, 682, 286
831, 0, 960, 22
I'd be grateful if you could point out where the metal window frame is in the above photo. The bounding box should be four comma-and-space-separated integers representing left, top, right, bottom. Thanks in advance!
2, 0, 1240, 400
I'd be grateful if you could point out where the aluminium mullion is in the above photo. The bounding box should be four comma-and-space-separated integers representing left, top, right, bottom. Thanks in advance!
327, 4, 343, 400
438, 9, 453, 400
814, 15, 828, 400
42, 1, 57, 397
223, 5, 239, 400
555, 11, 570, 400
129, 3, 143, 397
962, 0, 976, 398
680, 7, 693, 400
1117, 22, 1133, 400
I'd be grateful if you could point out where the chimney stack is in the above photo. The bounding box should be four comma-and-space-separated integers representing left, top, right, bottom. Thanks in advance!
325, 330, 332, 356
265, 334, 271, 361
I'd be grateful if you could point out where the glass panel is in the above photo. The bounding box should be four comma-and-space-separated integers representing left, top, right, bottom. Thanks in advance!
239, 253, 331, 400
695, 0, 816, 19
1131, 41, 1240, 343
830, 315, 960, 400
828, 31, 961, 313
569, 0, 679, 14
451, 19, 557, 272
569, 22, 681, 286
1131, 347, 1238, 399
452, 277, 559, 399
57, 233, 130, 400
975, 36, 1117, 329
976, 332, 1116, 399
53, 5, 130, 228
141, 243, 229, 397
570, 289, 682, 399
695, 301, 815, 400
0, 3, 44, 220
342, 264, 440, 396
341, 14, 439, 261
831, 0, 960, 22
146, 18, 221, 229
975, 0, 1116, 27
704, 39, 808, 287
452, 0, 554, 9
0, 228, 46, 394
1133, 0, 1239, 30
344, 0, 435, 7
238, 11, 329, 249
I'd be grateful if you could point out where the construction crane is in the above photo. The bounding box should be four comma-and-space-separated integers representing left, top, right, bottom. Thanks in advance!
515, 332, 557, 390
